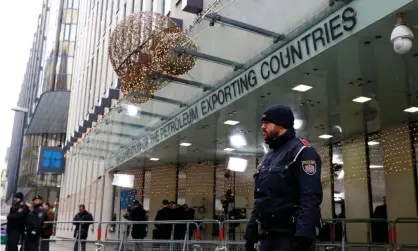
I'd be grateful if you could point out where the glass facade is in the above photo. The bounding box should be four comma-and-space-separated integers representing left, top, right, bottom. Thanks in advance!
18, 133, 65, 195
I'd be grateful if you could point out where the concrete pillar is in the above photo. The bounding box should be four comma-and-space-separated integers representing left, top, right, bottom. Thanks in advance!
382, 125, 418, 244
342, 136, 370, 243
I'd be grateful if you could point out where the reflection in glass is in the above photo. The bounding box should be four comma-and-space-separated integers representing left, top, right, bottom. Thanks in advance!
177, 165, 186, 204
367, 133, 386, 209
332, 142, 345, 217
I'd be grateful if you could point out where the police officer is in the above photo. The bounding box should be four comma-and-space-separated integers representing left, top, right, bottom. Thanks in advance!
23, 195, 46, 251
244, 105, 323, 251
6, 192, 29, 251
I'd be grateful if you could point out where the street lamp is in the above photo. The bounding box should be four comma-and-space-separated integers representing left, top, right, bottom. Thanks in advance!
9, 106, 28, 201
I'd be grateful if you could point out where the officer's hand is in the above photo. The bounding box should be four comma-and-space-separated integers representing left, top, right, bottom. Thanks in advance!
293, 236, 313, 251
245, 241, 257, 251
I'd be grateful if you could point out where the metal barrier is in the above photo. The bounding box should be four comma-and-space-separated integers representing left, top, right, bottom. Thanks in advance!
35, 218, 418, 251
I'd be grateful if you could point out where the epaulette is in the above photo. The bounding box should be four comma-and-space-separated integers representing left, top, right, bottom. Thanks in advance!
299, 138, 311, 147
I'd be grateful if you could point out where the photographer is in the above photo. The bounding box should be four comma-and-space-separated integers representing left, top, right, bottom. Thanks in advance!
123, 200, 147, 250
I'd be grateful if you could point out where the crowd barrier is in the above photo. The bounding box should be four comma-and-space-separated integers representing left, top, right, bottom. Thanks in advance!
36, 218, 418, 251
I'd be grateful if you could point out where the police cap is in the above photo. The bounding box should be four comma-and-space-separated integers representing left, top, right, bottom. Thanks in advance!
32, 195, 43, 201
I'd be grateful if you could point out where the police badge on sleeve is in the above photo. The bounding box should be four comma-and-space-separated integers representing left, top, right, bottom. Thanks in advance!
301, 160, 316, 175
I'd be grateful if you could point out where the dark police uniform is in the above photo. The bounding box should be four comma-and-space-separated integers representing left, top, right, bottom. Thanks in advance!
6, 193, 29, 251
24, 203, 46, 251
245, 105, 323, 251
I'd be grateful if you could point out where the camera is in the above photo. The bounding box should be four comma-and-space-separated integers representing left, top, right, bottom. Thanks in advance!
390, 13, 414, 55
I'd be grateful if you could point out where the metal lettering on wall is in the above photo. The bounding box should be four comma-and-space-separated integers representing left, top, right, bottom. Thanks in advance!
38, 146, 66, 174
110, 6, 358, 168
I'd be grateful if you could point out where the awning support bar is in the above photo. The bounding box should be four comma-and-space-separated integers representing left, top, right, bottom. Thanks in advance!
130, 92, 189, 107
205, 13, 285, 43
173, 47, 243, 70
156, 74, 213, 91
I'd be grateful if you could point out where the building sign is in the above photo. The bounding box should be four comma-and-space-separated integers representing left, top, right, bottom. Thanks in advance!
120, 189, 136, 210
37, 146, 66, 174
109, 2, 392, 168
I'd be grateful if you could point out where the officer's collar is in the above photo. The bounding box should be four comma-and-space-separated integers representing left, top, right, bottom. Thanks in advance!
266, 128, 296, 149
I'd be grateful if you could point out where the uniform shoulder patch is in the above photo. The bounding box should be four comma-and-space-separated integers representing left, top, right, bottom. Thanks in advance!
301, 160, 316, 175
299, 138, 311, 146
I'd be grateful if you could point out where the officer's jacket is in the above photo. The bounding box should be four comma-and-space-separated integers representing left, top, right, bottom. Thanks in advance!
25, 204, 46, 235
245, 128, 323, 241
7, 200, 29, 232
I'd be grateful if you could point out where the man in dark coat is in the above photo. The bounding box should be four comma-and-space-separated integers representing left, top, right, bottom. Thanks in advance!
73, 204, 94, 251
123, 200, 147, 239
23, 195, 46, 251
153, 200, 172, 240
371, 196, 389, 243
6, 192, 29, 251
244, 105, 323, 251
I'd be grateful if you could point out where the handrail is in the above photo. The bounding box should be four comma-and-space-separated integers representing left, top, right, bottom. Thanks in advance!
44, 217, 418, 249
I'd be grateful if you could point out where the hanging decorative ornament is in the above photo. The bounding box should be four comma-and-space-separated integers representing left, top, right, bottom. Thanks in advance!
153, 29, 197, 76
109, 11, 198, 105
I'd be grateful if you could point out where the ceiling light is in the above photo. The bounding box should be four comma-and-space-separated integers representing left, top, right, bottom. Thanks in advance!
150, 158, 159, 161
370, 165, 383, 169
294, 119, 303, 129
292, 84, 312, 92
227, 157, 248, 172
126, 104, 138, 116
229, 134, 247, 148
404, 107, 418, 113
368, 141, 380, 146
224, 120, 240, 125
352, 96, 371, 103
224, 148, 235, 152
319, 134, 333, 139
179, 143, 191, 147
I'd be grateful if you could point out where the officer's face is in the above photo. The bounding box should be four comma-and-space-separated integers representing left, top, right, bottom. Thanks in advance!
261, 121, 282, 140
33, 199, 41, 206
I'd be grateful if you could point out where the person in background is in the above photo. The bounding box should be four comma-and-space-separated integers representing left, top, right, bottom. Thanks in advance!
371, 196, 388, 243
154, 200, 172, 240
24, 195, 46, 251
123, 200, 147, 251
6, 192, 29, 251
183, 204, 195, 239
73, 204, 94, 251
40, 202, 55, 251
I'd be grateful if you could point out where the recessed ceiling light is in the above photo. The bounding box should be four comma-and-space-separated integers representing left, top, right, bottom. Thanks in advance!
292, 84, 312, 92
179, 142, 191, 147
224, 120, 239, 125
224, 148, 235, 152
368, 141, 380, 146
319, 134, 333, 139
404, 107, 418, 113
352, 96, 371, 103
150, 158, 159, 161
